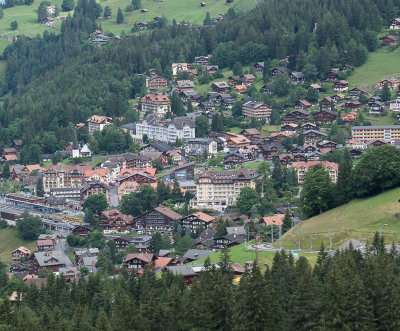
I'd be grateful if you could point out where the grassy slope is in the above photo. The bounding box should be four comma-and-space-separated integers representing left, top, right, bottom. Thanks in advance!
0, 227, 36, 263
348, 46, 400, 89
190, 241, 318, 268
282, 187, 400, 250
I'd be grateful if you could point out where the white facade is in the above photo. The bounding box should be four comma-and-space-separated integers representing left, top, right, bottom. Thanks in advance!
136, 120, 195, 143
390, 99, 400, 111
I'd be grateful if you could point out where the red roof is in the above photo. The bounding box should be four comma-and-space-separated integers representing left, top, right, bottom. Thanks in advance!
291, 161, 339, 171
262, 214, 285, 226
124, 253, 154, 263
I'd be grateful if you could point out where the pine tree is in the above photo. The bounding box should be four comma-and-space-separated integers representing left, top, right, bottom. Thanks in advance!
116, 7, 124, 24
103, 5, 111, 17
335, 159, 352, 206
36, 178, 44, 197
1, 163, 9, 179
61, 0, 74, 11
381, 82, 391, 102
282, 209, 292, 233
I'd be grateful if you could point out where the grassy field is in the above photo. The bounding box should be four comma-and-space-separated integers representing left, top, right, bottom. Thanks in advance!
282, 187, 400, 250
364, 111, 398, 126
243, 160, 260, 170
190, 241, 318, 268
0, 227, 36, 263
348, 47, 400, 89
97, 0, 254, 35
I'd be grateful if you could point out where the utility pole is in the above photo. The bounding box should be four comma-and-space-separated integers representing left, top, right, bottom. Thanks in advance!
279, 225, 282, 250
310, 234, 312, 251
329, 226, 332, 251
298, 224, 301, 250
380, 225, 382, 237
271, 224, 274, 245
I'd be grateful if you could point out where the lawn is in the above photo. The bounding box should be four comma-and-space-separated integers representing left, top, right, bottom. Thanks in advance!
194, 69, 234, 96
364, 111, 398, 126
229, 126, 242, 134
99, 0, 255, 35
243, 160, 261, 170
0, 227, 36, 263
190, 241, 318, 268
348, 47, 400, 89
282, 187, 400, 250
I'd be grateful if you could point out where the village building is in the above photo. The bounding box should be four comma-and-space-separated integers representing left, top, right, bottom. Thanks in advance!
185, 138, 218, 157
313, 110, 338, 124
29, 250, 71, 275
253, 62, 264, 72
180, 212, 215, 233
291, 161, 339, 184
123, 253, 156, 270
242, 101, 271, 120
11, 247, 31, 263
390, 18, 400, 29
42, 164, 92, 192
223, 152, 246, 168
282, 110, 310, 124
80, 181, 109, 202
290, 72, 305, 83
352, 125, 400, 143
381, 35, 398, 46
333, 80, 349, 91
87, 115, 113, 135
141, 92, 171, 115
172, 63, 189, 76
262, 214, 285, 226
191, 168, 258, 211
146, 75, 168, 90
295, 99, 312, 109
271, 67, 291, 76
134, 206, 182, 235
211, 81, 230, 93
195, 56, 209, 65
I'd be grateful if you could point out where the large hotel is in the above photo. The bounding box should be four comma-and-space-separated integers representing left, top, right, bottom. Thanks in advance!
352, 125, 400, 143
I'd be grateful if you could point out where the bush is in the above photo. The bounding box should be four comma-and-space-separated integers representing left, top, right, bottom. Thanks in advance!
125, 4, 134, 11
0, 220, 7, 228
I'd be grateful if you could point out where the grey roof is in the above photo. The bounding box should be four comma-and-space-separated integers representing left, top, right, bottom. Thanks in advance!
166, 265, 198, 276
33, 250, 72, 267
176, 80, 195, 88
171, 116, 196, 129
303, 130, 328, 136
120, 123, 136, 131
243, 101, 266, 109
274, 67, 291, 73
158, 249, 172, 257
183, 249, 214, 261
59, 266, 80, 276
82, 255, 98, 267
291, 72, 305, 79
226, 226, 246, 236
38, 233, 59, 240
352, 125, 400, 129
12, 165, 25, 175
148, 142, 175, 152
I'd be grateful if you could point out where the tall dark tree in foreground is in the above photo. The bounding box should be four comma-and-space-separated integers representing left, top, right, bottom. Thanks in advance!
116, 7, 124, 24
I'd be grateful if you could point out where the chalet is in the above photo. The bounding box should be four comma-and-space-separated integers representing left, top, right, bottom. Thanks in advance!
166, 265, 199, 286
259, 142, 282, 158
349, 87, 367, 98
313, 110, 338, 124
308, 83, 322, 92
307, 151, 323, 160
301, 122, 318, 132
176, 80, 195, 92
11, 247, 31, 263
290, 72, 305, 83
2, 148, 18, 162
242, 101, 271, 120
146, 75, 168, 90
303, 130, 327, 144
134, 206, 182, 235
381, 35, 398, 46
180, 90, 202, 105
123, 253, 155, 270
182, 249, 214, 264
213, 234, 245, 249
220, 94, 235, 108
239, 145, 259, 160
318, 140, 338, 149
347, 139, 368, 150
206, 65, 219, 74
59, 267, 80, 282
304, 144, 318, 153
295, 99, 312, 109
278, 153, 294, 165
194, 228, 217, 249
344, 101, 362, 110
271, 67, 290, 76
349, 149, 363, 157
240, 128, 260, 138
327, 69, 339, 80
12, 139, 22, 152
198, 101, 216, 112
171, 63, 188, 76
319, 97, 333, 110
37, 240, 54, 252
195, 56, 209, 65
242, 74, 256, 85
341, 111, 358, 122
180, 212, 215, 233
333, 80, 349, 91
292, 146, 306, 154
369, 101, 385, 114
261, 84, 274, 94
229, 75, 241, 85
367, 139, 387, 147
163, 162, 195, 182
270, 131, 294, 143
367, 96, 382, 106
282, 110, 310, 124
331, 93, 345, 102
253, 62, 264, 72
262, 214, 285, 227
29, 250, 71, 275
389, 18, 400, 29
226, 133, 251, 149
211, 81, 230, 93
72, 224, 94, 237
80, 181, 109, 202
280, 123, 299, 132
113, 235, 152, 252
390, 98, 400, 111
377, 77, 400, 90
223, 152, 245, 168
234, 84, 247, 95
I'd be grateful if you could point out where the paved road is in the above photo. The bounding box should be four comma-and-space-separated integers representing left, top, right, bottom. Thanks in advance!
109, 185, 119, 207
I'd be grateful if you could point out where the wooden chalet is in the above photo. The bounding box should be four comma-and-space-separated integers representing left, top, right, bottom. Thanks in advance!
295, 99, 312, 109
381, 35, 398, 46
389, 18, 400, 29
303, 130, 327, 144
123, 253, 155, 271
281, 110, 310, 124
327, 69, 339, 80
344, 101, 361, 110
301, 122, 319, 132
333, 80, 349, 91
349, 87, 367, 99
280, 123, 299, 132
253, 62, 264, 72
313, 110, 338, 124
319, 97, 333, 110
180, 212, 215, 233
271, 67, 291, 76
134, 206, 182, 235
72, 224, 94, 237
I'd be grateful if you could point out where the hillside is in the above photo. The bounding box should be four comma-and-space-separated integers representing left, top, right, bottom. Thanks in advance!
0, 0, 255, 52
282, 187, 400, 250
0, 227, 36, 263
190, 241, 318, 267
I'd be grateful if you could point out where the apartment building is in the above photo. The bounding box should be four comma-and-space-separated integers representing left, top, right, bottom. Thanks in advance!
140, 92, 171, 115
135, 114, 196, 143
242, 101, 272, 121
42, 164, 92, 191
352, 125, 400, 143
87, 115, 113, 135
146, 75, 168, 90
191, 169, 258, 211
291, 161, 339, 184
185, 138, 218, 157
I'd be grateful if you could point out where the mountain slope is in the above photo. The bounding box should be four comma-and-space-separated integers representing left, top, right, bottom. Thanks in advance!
282, 187, 400, 249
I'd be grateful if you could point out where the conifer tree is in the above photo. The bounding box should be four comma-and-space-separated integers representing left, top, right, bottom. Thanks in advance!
116, 8, 124, 24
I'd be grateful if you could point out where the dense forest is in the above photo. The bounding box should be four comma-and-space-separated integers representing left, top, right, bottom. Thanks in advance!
0, 235, 399, 330
0, 0, 398, 162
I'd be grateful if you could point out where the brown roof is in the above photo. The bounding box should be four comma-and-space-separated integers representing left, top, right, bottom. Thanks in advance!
154, 257, 172, 268
291, 161, 339, 171
4, 155, 18, 161
37, 240, 54, 247
262, 214, 285, 226
155, 206, 182, 220
25, 278, 48, 288
12, 246, 31, 255
124, 253, 154, 263
189, 212, 215, 223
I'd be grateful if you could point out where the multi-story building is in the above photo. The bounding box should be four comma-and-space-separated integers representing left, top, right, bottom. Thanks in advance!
80, 181, 109, 202
42, 164, 92, 192
135, 115, 196, 143
242, 101, 272, 121
185, 138, 218, 157
191, 169, 258, 211
352, 125, 400, 143
141, 92, 171, 115
87, 115, 113, 135
291, 161, 339, 184
134, 206, 182, 235
146, 75, 168, 90
172, 63, 188, 76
